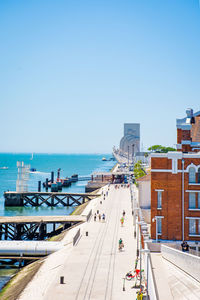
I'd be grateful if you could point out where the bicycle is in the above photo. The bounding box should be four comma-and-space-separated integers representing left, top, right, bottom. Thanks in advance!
125, 269, 144, 281
119, 242, 124, 251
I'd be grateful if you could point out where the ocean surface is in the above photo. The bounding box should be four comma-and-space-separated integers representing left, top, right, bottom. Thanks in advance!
0, 153, 115, 290
0, 153, 115, 216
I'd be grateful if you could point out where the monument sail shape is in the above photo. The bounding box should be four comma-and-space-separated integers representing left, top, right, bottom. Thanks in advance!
119, 123, 140, 155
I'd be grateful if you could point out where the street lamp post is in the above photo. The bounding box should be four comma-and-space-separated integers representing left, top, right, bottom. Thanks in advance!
132, 144, 135, 164
128, 146, 129, 166
136, 218, 140, 258
134, 207, 139, 239
136, 220, 144, 265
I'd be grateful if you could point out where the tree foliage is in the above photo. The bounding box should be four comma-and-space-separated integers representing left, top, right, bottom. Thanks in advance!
134, 160, 146, 179
147, 145, 176, 153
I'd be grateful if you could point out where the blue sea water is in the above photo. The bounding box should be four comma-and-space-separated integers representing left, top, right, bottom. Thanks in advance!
0, 153, 115, 216
0, 153, 115, 291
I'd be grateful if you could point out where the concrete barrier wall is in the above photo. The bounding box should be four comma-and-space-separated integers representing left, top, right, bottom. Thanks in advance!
161, 244, 200, 282
147, 254, 158, 300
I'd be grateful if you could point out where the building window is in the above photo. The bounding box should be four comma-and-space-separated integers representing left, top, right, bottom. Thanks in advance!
189, 167, 196, 183
198, 168, 200, 183
157, 218, 162, 234
198, 193, 200, 209
189, 193, 196, 209
189, 219, 196, 234
157, 191, 162, 209
198, 220, 200, 235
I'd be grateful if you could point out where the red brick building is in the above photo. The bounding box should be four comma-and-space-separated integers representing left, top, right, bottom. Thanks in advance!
151, 109, 200, 241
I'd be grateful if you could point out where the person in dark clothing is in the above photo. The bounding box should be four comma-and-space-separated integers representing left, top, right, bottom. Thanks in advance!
181, 241, 189, 252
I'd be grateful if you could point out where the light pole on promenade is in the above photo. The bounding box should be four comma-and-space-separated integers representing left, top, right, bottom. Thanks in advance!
128, 145, 129, 166
134, 207, 139, 239
132, 144, 135, 165
136, 220, 144, 258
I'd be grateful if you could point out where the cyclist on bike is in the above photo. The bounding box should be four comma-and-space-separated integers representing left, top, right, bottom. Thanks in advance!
119, 238, 124, 251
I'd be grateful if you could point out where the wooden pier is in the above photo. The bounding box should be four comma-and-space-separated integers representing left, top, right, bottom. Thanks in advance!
4, 191, 100, 207
0, 215, 86, 240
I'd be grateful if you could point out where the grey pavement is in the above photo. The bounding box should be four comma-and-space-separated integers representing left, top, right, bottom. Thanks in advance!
44, 185, 139, 300
18, 181, 200, 300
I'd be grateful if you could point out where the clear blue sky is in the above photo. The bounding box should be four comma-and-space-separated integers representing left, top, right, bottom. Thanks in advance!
0, 0, 200, 153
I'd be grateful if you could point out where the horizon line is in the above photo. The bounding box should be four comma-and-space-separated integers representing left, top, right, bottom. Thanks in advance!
0, 152, 113, 155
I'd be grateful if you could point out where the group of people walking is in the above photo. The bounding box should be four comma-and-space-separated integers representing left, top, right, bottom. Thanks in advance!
94, 211, 105, 222
95, 186, 127, 252
115, 184, 130, 189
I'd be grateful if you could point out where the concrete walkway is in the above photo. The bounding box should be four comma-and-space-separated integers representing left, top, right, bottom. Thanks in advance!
19, 184, 139, 300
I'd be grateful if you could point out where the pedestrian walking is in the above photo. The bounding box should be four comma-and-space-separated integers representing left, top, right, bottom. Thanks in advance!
94, 213, 96, 221
99, 214, 101, 221
122, 210, 126, 218
119, 238, 124, 251
102, 213, 105, 222
120, 217, 124, 226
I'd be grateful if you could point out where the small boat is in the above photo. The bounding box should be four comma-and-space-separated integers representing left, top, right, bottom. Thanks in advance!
102, 157, 107, 161
0, 167, 8, 170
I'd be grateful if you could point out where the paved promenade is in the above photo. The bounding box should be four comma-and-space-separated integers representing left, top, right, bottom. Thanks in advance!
19, 185, 139, 300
